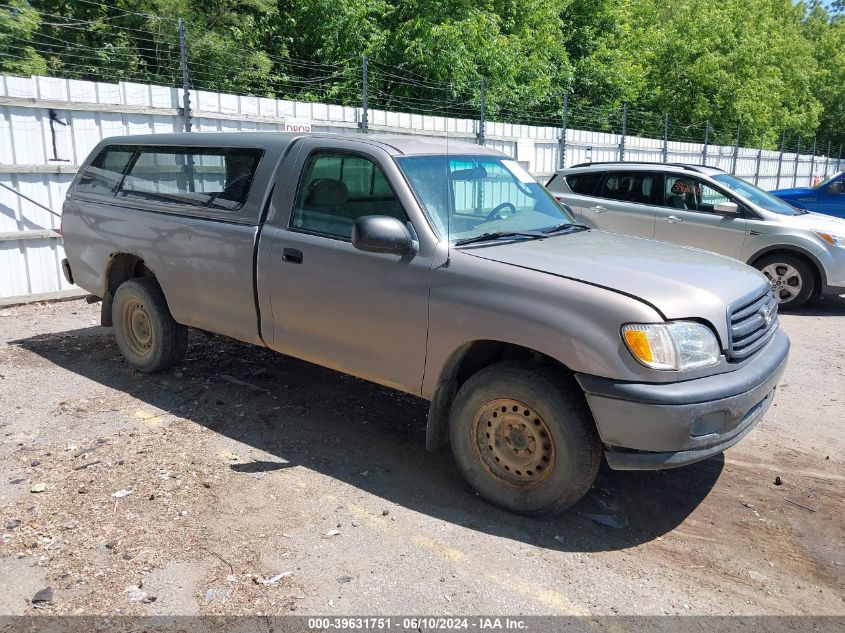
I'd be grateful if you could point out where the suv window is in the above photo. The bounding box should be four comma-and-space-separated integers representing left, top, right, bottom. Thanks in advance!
566, 172, 603, 195
291, 152, 407, 239
116, 146, 261, 210
76, 146, 135, 196
664, 175, 731, 213
599, 172, 654, 204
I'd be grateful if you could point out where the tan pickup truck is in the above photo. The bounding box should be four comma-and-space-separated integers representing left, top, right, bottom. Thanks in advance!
61, 132, 789, 514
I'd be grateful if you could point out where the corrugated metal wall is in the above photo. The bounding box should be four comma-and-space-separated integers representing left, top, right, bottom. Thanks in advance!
1, 74, 840, 300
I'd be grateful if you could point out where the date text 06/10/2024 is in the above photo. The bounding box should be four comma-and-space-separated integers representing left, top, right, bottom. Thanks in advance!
306, 617, 528, 630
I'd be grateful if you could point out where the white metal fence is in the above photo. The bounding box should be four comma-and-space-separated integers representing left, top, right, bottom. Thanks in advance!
1, 74, 841, 301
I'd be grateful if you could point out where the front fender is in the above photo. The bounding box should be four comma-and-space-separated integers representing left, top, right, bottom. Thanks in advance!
745, 241, 828, 289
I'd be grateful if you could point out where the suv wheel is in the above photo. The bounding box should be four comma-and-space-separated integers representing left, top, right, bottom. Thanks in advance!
754, 254, 815, 310
448, 361, 601, 515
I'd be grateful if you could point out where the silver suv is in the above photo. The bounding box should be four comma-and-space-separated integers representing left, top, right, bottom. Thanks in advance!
547, 162, 845, 309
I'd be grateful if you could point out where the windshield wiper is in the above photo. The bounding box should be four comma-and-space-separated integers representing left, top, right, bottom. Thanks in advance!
542, 223, 590, 235
454, 231, 547, 246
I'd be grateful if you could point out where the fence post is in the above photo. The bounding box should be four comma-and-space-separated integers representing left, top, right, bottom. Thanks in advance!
558, 93, 569, 169
662, 113, 668, 163
731, 125, 740, 174
838, 145, 843, 173
476, 77, 486, 146
359, 55, 369, 134
825, 140, 832, 178
776, 132, 785, 188
792, 135, 801, 187
808, 138, 817, 186
618, 102, 627, 161
754, 133, 764, 185
178, 18, 192, 133
701, 121, 710, 166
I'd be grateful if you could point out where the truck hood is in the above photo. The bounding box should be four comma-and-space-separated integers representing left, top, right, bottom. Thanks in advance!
461, 229, 769, 328
770, 187, 815, 198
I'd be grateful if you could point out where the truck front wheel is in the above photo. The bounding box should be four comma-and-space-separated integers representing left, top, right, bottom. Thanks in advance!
449, 362, 601, 514
112, 278, 188, 373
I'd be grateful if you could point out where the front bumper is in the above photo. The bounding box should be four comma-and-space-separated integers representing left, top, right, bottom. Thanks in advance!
822, 283, 845, 296
820, 248, 845, 295
576, 329, 790, 470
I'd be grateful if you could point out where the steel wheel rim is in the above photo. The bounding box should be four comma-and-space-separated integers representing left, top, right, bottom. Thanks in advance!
470, 398, 556, 491
761, 263, 802, 303
121, 298, 154, 358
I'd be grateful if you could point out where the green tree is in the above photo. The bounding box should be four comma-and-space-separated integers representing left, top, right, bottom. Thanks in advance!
0, 0, 841, 148
561, 0, 651, 109
3, 1, 278, 94
0, 0, 47, 76
389, 1, 573, 116
635, 0, 821, 145
804, 2, 845, 147
277, 1, 576, 118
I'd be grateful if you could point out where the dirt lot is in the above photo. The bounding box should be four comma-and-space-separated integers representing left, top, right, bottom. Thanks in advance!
0, 297, 843, 617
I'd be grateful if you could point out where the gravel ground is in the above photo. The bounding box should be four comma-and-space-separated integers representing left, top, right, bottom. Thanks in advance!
0, 297, 843, 616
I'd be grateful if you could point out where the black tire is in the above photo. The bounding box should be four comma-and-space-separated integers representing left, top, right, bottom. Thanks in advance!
754, 253, 815, 310
112, 277, 188, 373
448, 361, 601, 515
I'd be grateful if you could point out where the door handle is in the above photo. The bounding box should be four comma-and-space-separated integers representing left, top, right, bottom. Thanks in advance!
665, 215, 683, 223
589, 205, 606, 214
282, 247, 303, 264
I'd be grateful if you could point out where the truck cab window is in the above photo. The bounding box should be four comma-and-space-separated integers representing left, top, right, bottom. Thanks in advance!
76, 147, 135, 196
114, 146, 261, 210
291, 152, 407, 239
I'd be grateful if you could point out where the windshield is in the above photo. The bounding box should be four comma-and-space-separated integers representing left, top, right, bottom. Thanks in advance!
712, 173, 805, 216
396, 155, 574, 244
814, 172, 843, 190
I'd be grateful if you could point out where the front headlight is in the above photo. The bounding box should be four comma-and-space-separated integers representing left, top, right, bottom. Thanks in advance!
813, 231, 845, 248
622, 321, 720, 371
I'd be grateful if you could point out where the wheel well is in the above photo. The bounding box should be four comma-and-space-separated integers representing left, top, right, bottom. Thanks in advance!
748, 249, 822, 296
454, 341, 560, 390
101, 254, 156, 326
425, 341, 571, 451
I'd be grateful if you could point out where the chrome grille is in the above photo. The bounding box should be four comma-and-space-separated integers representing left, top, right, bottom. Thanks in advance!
728, 288, 778, 361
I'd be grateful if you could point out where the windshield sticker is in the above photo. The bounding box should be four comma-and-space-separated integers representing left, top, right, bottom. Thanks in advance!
501, 159, 535, 184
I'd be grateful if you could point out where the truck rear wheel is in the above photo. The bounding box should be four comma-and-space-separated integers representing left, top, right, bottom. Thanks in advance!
112, 278, 187, 373
449, 361, 601, 514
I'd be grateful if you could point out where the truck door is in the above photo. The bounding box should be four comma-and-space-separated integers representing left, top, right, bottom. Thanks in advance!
263, 140, 432, 395
820, 174, 845, 218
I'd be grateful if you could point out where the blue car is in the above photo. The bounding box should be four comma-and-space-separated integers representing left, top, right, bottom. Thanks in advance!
771, 171, 845, 218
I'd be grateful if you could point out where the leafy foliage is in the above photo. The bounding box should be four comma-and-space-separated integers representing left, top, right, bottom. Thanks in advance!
0, 0, 47, 76
1, 0, 842, 148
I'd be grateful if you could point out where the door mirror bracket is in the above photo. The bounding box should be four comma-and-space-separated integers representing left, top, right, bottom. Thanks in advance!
352, 215, 418, 256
